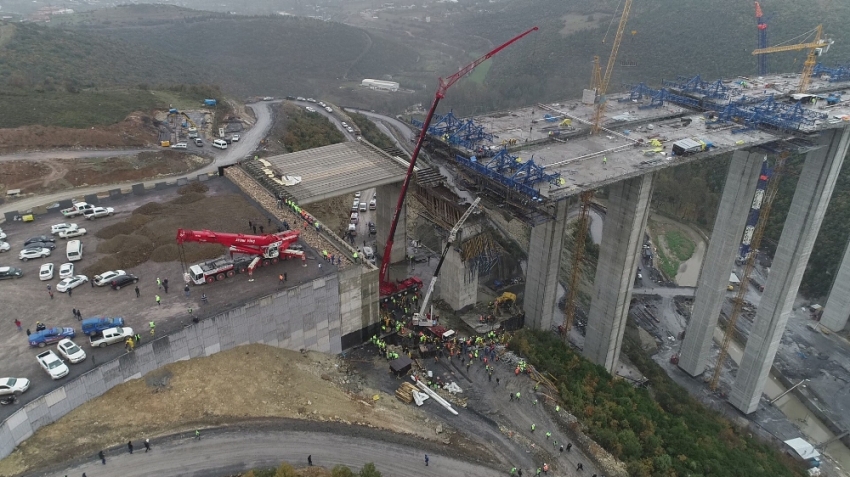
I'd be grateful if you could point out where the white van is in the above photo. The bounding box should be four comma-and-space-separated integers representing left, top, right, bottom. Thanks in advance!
66, 240, 83, 262
212, 139, 228, 149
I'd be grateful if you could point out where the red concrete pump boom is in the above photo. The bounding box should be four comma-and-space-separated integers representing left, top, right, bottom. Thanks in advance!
378, 26, 538, 298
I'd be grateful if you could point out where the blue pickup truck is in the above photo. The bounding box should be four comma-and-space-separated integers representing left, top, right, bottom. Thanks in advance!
81, 317, 125, 337
28, 327, 76, 348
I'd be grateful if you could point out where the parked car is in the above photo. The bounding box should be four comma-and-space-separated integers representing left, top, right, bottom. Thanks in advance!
84, 207, 114, 220
0, 241, 9, 253
19, 248, 50, 261
111, 274, 139, 290
194, 138, 204, 147
306, 98, 317, 103
318, 101, 326, 107
37, 350, 69, 380
0, 266, 23, 279
24, 241, 56, 250
56, 338, 86, 364
89, 327, 134, 348
305, 106, 316, 113
58, 262, 74, 279
24, 235, 55, 246
232, 134, 240, 142
56, 275, 88, 292
296, 96, 306, 101
325, 106, 333, 113
369, 198, 377, 210
170, 142, 188, 150
51, 223, 76, 235
82, 317, 125, 336
94, 270, 126, 287
0, 229, 6, 240
39, 263, 54, 281
0, 377, 30, 396
28, 327, 76, 348
368, 222, 377, 235
58, 227, 86, 239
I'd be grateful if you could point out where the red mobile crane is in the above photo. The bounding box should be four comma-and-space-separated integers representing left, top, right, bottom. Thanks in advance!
378, 26, 538, 299
176, 228, 305, 285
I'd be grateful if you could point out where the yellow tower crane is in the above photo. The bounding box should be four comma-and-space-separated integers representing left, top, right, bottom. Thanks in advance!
752, 25, 833, 93
591, 0, 633, 134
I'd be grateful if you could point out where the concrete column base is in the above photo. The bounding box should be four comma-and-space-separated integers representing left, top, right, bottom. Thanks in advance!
584, 174, 654, 373
522, 200, 568, 331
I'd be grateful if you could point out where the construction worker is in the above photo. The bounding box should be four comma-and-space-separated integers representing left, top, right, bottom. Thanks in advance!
536, 468, 541, 476
603, 156, 608, 167
149, 321, 156, 336
530, 423, 535, 432
515, 391, 520, 401
545, 431, 551, 440
510, 467, 517, 475
555, 405, 560, 413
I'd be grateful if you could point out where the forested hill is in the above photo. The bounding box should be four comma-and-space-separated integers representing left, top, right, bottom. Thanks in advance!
434, 0, 850, 115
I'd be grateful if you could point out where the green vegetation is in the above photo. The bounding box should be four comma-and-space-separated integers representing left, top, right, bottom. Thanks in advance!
511, 329, 806, 477
0, 89, 162, 128
347, 112, 395, 150
278, 104, 345, 153
243, 461, 381, 477
466, 58, 492, 85
665, 230, 696, 261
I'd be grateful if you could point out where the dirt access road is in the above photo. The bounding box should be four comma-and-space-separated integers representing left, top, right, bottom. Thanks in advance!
0, 101, 275, 219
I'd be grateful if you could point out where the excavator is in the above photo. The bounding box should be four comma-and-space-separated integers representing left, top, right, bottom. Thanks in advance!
176, 228, 305, 285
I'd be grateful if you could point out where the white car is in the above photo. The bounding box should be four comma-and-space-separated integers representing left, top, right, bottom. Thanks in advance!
57, 339, 86, 364
170, 142, 188, 150
232, 134, 240, 142
0, 241, 9, 253
306, 98, 317, 103
56, 274, 88, 292
59, 262, 74, 279
58, 227, 86, 239
94, 270, 126, 287
19, 247, 50, 261
39, 263, 54, 281
341, 122, 348, 127
51, 223, 75, 235
84, 207, 114, 220
36, 350, 69, 380
325, 107, 333, 113
0, 229, 6, 240
305, 106, 316, 113
0, 377, 30, 396
318, 101, 326, 107
354, 192, 361, 198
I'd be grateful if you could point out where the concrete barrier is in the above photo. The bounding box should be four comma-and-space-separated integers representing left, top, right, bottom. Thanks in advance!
109, 189, 123, 199
84, 194, 99, 204
177, 178, 189, 186
132, 184, 146, 195
0, 275, 343, 460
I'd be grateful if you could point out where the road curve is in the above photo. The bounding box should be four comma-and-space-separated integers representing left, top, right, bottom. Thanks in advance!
48, 430, 496, 477
0, 102, 275, 219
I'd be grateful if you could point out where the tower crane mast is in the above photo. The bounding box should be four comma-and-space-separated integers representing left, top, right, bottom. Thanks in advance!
591, 0, 633, 134
378, 26, 538, 299
755, 2, 769, 76
752, 25, 833, 93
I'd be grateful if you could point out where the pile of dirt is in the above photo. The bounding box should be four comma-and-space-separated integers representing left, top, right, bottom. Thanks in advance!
91, 192, 270, 270
83, 256, 122, 278
0, 112, 158, 153
178, 182, 209, 195
0, 346, 439, 476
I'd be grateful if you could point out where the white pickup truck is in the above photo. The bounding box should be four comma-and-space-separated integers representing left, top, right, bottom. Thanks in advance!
61, 202, 94, 218
89, 327, 133, 348
84, 207, 114, 220
58, 226, 87, 239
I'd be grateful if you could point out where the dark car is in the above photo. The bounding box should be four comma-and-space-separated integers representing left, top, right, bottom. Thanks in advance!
24, 241, 56, 250
28, 327, 76, 348
285, 95, 296, 100
368, 222, 377, 235
0, 266, 23, 279
110, 274, 139, 290
24, 235, 55, 246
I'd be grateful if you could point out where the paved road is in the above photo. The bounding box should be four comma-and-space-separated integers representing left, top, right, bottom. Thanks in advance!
345, 108, 416, 143
0, 102, 275, 219
290, 100, 357, 141
632, 286, 696, 297
49, 430, 496, 477
0, 148, 155, 163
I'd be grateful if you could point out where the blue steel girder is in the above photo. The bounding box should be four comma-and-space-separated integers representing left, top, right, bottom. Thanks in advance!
485, 148, 517, 174
510, 158, 561, 186
639, 88, 701, 109
455, 154, 552, 200
619, 83, 657, 102
720, 95, 827, 133
814, 63, 850, 82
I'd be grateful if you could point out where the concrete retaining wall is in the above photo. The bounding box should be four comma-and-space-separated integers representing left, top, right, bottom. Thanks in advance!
0, 274, 342, 460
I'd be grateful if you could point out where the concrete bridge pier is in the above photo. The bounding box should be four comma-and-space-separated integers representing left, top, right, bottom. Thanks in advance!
375, 183, 408, 267
584, 174, 654, 373
730, 126, 850, 414
523, 199, 569, 330
678, 150, 764, 377
439, 224, 480, 311
820, 238, 850, 332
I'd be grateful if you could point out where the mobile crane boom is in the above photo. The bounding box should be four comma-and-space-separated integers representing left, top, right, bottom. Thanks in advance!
378, 26, 538, 298
414, 198, 481, 323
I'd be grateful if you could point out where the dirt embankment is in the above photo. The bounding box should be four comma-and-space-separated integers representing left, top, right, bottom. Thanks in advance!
0, 151, 211, 197
83, 183, 269, 277
0, 111, 159, 153
0, 346, 443, 476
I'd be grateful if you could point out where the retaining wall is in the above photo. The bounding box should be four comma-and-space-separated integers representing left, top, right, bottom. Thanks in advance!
0, 274, 342, 460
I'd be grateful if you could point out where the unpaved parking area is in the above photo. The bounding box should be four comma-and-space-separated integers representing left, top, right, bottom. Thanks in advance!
0, 177, 333, 422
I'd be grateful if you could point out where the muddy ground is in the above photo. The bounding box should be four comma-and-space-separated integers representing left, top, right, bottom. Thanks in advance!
0, 112, 159, 153
0, 151, 211, 197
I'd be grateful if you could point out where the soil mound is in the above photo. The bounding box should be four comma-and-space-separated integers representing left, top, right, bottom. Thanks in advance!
96, 214, 152, 239
177, 182, 209, 195
133, 202, 166, 216
169, 191, 205, 205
